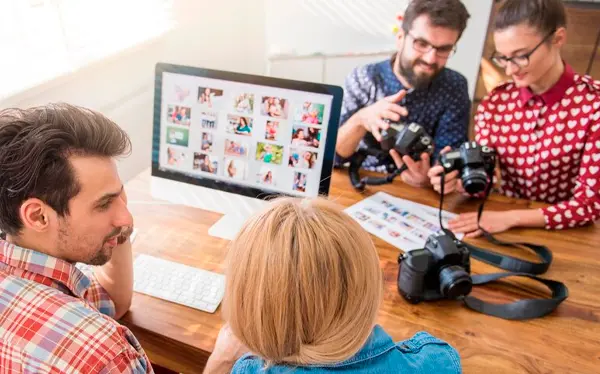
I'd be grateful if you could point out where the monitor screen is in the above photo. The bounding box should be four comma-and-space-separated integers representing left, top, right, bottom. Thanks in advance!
151, 63, 343, 199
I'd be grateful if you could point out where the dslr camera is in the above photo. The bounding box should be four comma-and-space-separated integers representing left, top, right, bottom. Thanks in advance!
348, 122, 433, 190
439, 141, 496, 195
378, 122, 434, 159
398, 232, 472, 303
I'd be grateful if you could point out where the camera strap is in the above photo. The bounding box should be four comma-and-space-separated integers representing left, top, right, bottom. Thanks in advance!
463, 272, 569, 320
438, 172, 569, 320
349, 148, 408, 191
468, 182, 552, 275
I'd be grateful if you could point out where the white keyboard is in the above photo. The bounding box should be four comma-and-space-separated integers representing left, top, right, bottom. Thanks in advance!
133, 254, 225, 313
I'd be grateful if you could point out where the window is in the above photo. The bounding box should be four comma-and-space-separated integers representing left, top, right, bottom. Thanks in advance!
0, 0, 175, 100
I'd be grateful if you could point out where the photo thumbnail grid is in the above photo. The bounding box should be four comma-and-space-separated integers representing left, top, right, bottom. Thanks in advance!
161, 78, 331, 196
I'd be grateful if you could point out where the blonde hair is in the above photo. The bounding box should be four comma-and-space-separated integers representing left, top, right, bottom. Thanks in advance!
223, 197, 383, 365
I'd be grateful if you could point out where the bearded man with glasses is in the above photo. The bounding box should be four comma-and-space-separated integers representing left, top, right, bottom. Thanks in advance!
335, 0, 471, 188
429, 0, 600, 237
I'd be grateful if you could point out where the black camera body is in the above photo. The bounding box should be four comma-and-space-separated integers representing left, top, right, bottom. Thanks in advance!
348, 122, 434, 190
379, 122, 434, 161
398, 232, 472, 304
439, 142, 496, 195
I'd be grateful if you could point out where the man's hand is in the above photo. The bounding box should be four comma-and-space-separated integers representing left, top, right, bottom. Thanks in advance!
336, 90, 409, 158
117, 188, 133, 244
390, 150, 431, 188
448, 210, 517, 238
117, 226, 133, 245
204, 324, 250, 374
94, 186, 134, 319
357, 90, 409, 141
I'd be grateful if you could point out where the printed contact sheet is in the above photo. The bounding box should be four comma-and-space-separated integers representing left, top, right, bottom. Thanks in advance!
345, 192, 463, 251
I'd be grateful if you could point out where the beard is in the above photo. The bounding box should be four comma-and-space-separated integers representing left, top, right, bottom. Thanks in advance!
57, 221, 121, 265
396, 47, 442, 90
86, 245, 112, 266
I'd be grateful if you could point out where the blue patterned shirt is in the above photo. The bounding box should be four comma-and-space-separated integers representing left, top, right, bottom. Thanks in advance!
338, 56, 471, 172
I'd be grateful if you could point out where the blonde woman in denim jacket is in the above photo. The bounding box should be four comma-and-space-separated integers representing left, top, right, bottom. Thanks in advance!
204, 198, 461, 374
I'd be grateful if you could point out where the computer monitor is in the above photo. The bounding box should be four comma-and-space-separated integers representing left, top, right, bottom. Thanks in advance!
151, 63, 344, 240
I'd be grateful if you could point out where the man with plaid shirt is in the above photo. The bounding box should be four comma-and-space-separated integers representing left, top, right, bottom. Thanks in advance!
0, 104, 153, 373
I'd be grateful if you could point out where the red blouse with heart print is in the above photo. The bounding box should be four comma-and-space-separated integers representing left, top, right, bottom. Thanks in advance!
474, 64, 600, 230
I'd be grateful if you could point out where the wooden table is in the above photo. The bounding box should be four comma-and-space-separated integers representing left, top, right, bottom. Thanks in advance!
121, 169, 600, 374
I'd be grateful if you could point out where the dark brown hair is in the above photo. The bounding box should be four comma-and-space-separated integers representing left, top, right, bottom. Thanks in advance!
0, 103, 131, 235
494, 0, 567, 35
402, 0, 471, 39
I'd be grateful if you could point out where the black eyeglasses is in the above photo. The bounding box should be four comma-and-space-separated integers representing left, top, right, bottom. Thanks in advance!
407, 32, 457, 58
492, 30, 556, 69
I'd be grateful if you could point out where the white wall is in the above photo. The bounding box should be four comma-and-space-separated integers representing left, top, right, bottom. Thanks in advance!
445, 0, 494, 99
161, 0, 266, 75
0, 0, 493, 183
0, 0, 266, 182
265, 0, 402, 56
267, 0, 493, 100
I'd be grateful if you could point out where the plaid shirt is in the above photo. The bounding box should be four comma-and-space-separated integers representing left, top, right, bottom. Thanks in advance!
0, 240, 153, 373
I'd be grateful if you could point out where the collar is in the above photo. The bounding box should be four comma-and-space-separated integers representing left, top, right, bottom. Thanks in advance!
0, 239, 94, 299
336, 325, 395, 366
310, 325, 396, 368
237, 325, 397, 369
383, 54, 407, 91
519, 63, 575, 106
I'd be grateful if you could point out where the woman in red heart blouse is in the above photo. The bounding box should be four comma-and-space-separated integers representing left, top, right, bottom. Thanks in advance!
429, 0, 600, 237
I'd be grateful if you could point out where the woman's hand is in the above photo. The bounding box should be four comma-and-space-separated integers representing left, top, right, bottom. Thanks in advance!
204, 324, 250, 374
448, 210, 518, 238
428, 146, 466, 195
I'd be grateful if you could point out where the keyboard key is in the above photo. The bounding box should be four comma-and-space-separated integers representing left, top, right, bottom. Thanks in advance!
132, 254, 225, 314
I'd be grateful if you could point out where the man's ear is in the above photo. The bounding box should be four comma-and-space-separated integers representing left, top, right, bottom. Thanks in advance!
19, 198, 51, 233
396, 28, 406, 48
396, 28, 406, 44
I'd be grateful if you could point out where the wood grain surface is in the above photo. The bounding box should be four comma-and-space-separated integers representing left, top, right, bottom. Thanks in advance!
120, 169, 600, 374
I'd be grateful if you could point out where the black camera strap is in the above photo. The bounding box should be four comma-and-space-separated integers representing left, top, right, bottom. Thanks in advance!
467, 182, 553, 274
438, 172, 552, 274
438, 172, 569, 320
348, 120, 432, 191
464, 272, 569, 320
349, 148, 408, 191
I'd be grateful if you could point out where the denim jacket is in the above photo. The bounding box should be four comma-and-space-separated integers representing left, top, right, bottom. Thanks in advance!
231, 325, 461, 373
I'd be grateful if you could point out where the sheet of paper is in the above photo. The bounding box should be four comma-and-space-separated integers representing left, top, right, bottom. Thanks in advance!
345, 192, 462, 252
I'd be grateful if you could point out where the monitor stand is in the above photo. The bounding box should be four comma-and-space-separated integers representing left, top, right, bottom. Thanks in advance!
208, 214, 249, 241
150, 176, 269, 241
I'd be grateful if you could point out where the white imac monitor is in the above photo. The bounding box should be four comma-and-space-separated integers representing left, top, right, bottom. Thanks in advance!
151, 63, 344, 240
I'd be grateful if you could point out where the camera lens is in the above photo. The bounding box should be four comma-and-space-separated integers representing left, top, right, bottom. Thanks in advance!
462, 167, 489, 195
439, 265, 472, 299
